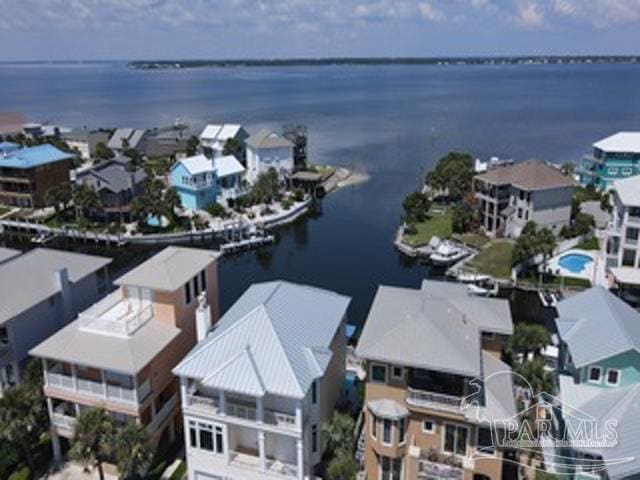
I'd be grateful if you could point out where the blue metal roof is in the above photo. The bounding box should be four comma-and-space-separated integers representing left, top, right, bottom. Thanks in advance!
0, 142, 20, 154
0, 144, 73, 169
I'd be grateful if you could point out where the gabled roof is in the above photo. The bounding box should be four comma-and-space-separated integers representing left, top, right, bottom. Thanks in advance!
174, 281, 350, 399
474, 159, 576, 191
0, 248, 112, 325
215, 155, 245, 177
0, 144, 73, 169
555, 287, 640, 368
356, 280, 513, 377
0, 247, 20, 264
114, 246, 219, 292
200, 124, 244, 142
107, 128, 147, 150
246, 128, 293, 150
612, 175, 640, 207
593, 132, 640, 154
76, 157, 147, 194
173, 154, 214, 176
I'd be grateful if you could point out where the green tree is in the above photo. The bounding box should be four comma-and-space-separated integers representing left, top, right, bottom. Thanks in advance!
191, 213, 210, 231
425, 152, 474, 201
322, 412, 355, 458
507, 323, 551, 359
94, 142, 115, 161
73, 184, 102, 220
69, 407, 115, 480
115, 423, 153, 480
326, 449, 358, 480
45, 182, 73, 214
512, 222, 556, 267
451, 193, 480, 234
163, 187, 182, 224
206, 202, 228, 218
513, 357, 554, 396
402, 191, 431, 224
252, 168, 280, 204
186, 136, 199, 156
223, 137, 244, 159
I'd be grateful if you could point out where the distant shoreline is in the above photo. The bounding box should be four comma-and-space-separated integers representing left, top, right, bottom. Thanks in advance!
127, 55, 640, 70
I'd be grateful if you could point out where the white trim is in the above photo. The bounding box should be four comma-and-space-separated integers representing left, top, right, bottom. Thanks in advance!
391, 365, 404, 380
422, 419, 436, 434
370, 411, 377, 440
370, 363, 388, 384
381, 418, 393, 447
587, 366, 602, 384
605, 368, 622, 386
398, 417, 407, 446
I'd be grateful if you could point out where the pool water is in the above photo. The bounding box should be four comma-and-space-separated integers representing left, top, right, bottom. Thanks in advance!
558, 253, 593, 273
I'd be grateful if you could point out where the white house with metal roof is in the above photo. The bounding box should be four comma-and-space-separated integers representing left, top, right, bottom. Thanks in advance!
245, 129, 294, 185
173, 281, 351, 480
199, 124, 249, 159
0, 248, 112, 395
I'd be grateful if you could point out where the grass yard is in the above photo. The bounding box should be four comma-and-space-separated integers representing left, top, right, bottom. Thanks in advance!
468, 240, 514, 279
455, 232, 490, 250
574, 237, 600, 250
402, 209, 453, 247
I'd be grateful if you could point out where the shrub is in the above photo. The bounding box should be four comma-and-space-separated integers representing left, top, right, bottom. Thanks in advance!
206, 203, 228, 218
281, 198, 294, 210
292, 188, 305, 202
9, 467, 30, 480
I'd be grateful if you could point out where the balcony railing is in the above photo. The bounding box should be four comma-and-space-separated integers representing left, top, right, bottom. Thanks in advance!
46, 371, 150, 405
52, 412, 77, 431
229, 451, 298, 478
78, 289, 154, 337
406, 388, 463, 412
186, 393, 297, 430
417, 460, 464, 480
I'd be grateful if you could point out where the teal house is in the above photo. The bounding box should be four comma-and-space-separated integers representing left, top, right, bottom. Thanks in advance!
548, 287, 640, 479
170, 153, 245, 211
578, 132, 640, 191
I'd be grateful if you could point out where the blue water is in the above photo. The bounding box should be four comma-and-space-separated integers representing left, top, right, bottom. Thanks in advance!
559, 253, 594, 273
1, 62, 639, 325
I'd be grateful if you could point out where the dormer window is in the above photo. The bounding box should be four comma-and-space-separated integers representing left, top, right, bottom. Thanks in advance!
606, 369, 621, 386
588, 366, 602, 384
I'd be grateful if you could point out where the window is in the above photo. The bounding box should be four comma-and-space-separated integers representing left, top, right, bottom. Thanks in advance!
380, 457, 402, 480
588, 366, 602, 383
625, 227, 639, 243
311, 380, 317, 404
517, 208, 523, 219
193, 276, 199, 296
477, 428, 495, 455
199, 423, 214, 451
444, 424, 468, 456
606, 369, 621, 386
623, 168, 633, 175
622, 249, 637, 267
608, 167, 618, 175
312, 424, 318, 453
423, 420, 435, 434
525, 210, 529, 220
398, 418, 406, 444
391, 366, 403, 380
371, 364, 387, 383
189, 421, 224, 454
185, 282, 192, 304
382, 419, 392, 445
370, 413, 378, 439
200, 270, 207, 291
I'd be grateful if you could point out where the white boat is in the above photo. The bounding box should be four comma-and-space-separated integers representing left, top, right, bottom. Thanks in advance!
430, 242, 468, 266
31, 232, 56, 244
467, 282, 499, 297
457, 271, 491, 283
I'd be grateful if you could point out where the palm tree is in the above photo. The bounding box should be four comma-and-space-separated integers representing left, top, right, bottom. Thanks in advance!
70, 407, 115, 480
537, 227, 557, 274
115, 424, 153, 480
45, 182, 72, 214
507, 323, 551, 359
73, 184, 102, 221
223, 137, 243, 159
163, 187, 182, 225
322, 412, 355, 458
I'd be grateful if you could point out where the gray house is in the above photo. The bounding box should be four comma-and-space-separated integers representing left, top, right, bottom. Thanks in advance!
0, 248, 112, 394
74, 156, 147, 221
474, 160, 577, 238
107, 128, 148, 154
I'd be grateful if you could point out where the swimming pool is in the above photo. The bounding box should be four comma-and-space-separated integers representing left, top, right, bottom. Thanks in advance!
558, 253, 593, 273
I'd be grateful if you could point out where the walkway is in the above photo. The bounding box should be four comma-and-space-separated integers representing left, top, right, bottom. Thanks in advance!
42, 463, 117, 480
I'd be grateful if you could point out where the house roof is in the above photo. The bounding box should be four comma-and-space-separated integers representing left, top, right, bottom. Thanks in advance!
610, 267, 640, 286
555, 287, 640, 368
0, 144, 73, 169
76, 157, 147, 194
174, 281, 350, 399
368, 399, 409, 420
107, 128, 147, 150
0, 248, 112, 326
200, 124, 244, 142
246, 128, 293, 150
612, 175, 640, 207
474, 159, 577, 191
0, 247, 20, 264
215, 155, 245, 177
355, 280, 512, 377
474, 352, 518, 425
560, 378, 640, 480
29, 308, 180, 374
114, 246, 219, 292
593, 132, 640, 154
174, 154, 214, 176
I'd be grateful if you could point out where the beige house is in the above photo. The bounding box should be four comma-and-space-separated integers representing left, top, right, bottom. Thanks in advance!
356, 280, 517, 480
31, 246, 220, 461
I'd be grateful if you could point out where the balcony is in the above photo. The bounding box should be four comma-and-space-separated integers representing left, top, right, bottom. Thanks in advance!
78, 289, 153, 337
406, 388, 463, 413
52, 412, 77, 431
417, 460, 464, 480
229, 451, 298, 479
186, 393, 298, 431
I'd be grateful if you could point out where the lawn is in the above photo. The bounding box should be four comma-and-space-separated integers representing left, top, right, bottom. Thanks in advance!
0, 205, 10, 217
402, 210, 453, 247
574, 237, 600, 250
455, 232, 490, 250
468, 240, 514, 279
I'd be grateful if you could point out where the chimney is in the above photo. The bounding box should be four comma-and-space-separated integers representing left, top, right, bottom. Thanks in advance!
54, 268, 73, 324
196, 291, 212, 343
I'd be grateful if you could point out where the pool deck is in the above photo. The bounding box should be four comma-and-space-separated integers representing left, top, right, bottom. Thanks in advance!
542, 248, 607, 286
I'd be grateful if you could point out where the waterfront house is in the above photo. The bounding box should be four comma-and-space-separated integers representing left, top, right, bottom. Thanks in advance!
74, 156, 147, 222
30, 246, 220, 460
245, 129, 294, 184
578, 132, 640, 191
356, 280, 517, 480
603, 175, 640, 291
107, 128, 148, 154
62, 128, 111, 160
550, 287, 640, 479
0, 142, 74, 208
199, 124, 249, 159
173, 281, 351, 480
170, 153, 245, 210
0, 248, 111, 395
145, 124, 192, 158
473, 160, 576, 238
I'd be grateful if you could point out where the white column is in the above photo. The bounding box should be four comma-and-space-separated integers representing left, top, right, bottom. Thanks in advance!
51, 431, 62, 463
258, 430, 266, 472
257, 396, 264, 424
41, 359, 48, 387
296, 438, 304, 480
295, 405, 303, 432
219, 390, 226, 415
180, 377, 189, 407
46, 397, 54, 419
132, 376, 139, 404
100, 369, 107, 399
71, 364, 78, 391
224, 424, 231, 464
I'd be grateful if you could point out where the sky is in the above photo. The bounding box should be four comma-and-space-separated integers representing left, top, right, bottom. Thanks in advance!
1, 0, 640, 60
